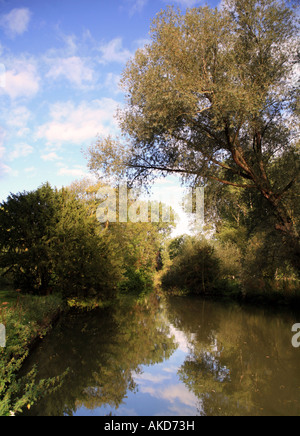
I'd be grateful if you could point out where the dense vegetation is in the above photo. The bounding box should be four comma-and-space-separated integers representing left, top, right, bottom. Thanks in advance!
87, 0, 299, 299
0, 182, 171, 301
0, 288, 64, 416
0, 184, 122, 301
162, 175, 299, 301
0, 0, 299, 416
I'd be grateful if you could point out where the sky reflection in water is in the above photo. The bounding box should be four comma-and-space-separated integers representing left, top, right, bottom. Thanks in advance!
23, 295, 300, 417
75, 324, 199, 417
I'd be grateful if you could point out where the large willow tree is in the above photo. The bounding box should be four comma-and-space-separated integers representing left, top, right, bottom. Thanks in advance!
88, 0, 299, 266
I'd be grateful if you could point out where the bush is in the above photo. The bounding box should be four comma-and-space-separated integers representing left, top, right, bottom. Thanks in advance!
119, 267, 153, 296
162, 239, 222, 295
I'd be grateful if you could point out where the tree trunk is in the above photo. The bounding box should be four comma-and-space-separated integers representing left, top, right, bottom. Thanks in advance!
232, 141, 299, 271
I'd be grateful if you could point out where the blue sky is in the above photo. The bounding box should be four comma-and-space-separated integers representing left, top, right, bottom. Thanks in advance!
0, 0, 219, 210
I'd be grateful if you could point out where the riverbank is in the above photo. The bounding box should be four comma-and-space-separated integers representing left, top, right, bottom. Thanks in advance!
0, 288, 65, 349
0, 288, 65, 416
163, 278, 300, 310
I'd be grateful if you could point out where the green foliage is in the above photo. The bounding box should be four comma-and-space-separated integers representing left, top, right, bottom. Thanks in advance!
118, 267, 153, 296
205, 176, 299, 297
68, 179, 173, 297
50, 189, 122, 300
162, 238, 222, 295
0, 183, 60, 294
87, 0, 299, 267
168, 235, 191, 260
213, 241, 242, 280
0, 354, 63, 416
0, 184, 122, 301
0, 294, 65, 416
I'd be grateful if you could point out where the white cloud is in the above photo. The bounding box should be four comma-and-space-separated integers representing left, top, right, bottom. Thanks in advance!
24, 166, 36, 173
0, 60, 40, 100
134, 372, 172, 384
140, 383, 197, 409
0, 130, 19, 176
41, 152, 62, 162
5, 105, 31, 128
0, 8, 32, 39
0, 162, 13, 177
58, 166, 88, 178
99, 38, 132, 64
4, 105, 31, 137
0, 128, 6, 159
59, 33, 78, 55
46, 56, 95, 87
8, 143, 34, 161
36, 98, 119, 145
168, 325, 193, 353
122, 0, 148, 16
162, 366, 179, 374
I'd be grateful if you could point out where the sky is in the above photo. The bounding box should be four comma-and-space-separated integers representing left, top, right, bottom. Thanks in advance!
0, 0, 219, 234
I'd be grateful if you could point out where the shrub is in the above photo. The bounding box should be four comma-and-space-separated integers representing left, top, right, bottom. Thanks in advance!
119, 267, 153, 296
162, 239, 222, 295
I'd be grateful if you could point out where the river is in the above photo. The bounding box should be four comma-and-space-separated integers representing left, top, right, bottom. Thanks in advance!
22, 294, 300, 416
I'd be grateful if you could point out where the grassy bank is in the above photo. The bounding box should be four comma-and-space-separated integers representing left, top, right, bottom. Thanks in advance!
0, 288, 65, 416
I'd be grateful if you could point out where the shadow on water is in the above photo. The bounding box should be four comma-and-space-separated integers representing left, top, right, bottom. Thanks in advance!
22, 294, 300, 416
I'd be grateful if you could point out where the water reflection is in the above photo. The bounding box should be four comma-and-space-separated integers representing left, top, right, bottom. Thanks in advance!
23, 295, 300, 416
23, 294, 177, 416
166, 297, 300, 416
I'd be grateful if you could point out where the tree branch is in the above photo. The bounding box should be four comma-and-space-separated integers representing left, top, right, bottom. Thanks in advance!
277, 175, 300, 200
128, 163, 258, 189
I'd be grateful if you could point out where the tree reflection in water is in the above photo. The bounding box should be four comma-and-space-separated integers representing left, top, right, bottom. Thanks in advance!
23, 294, 177, 416
165, 297, 300, 417
23, 294, 300, 416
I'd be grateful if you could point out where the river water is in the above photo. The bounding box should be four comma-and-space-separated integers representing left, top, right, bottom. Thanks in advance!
23, 294, 300, 416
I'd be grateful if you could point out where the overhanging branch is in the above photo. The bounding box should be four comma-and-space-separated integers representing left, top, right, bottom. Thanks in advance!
127, 162, 258, 189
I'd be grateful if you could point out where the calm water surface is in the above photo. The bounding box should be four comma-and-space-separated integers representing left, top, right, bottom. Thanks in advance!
23, 295, 300, 416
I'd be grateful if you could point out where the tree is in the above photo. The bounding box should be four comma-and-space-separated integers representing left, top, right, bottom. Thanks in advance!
51, 188, 122, 300
0, 184, 121, 299
67, 178, 175, 295
204, 176, 299, 284
162, 237, 222, 295
0, 184, 61, 294
87, 0, 299, 268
